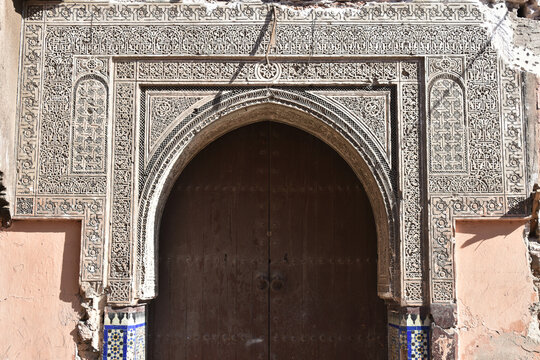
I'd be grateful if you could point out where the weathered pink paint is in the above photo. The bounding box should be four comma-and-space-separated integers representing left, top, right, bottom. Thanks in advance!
0, 220, 82, 360
456, 220, 540, 359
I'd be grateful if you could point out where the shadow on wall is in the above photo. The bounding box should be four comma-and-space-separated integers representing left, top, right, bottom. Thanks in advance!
459, 221, 524, 249
4, 220, 84, 308
12, 0, 22, 15
0, 172, 10, 228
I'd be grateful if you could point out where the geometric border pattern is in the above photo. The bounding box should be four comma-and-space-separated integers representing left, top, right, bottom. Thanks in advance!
103, 324, 146, 360
103, 327, 127, 360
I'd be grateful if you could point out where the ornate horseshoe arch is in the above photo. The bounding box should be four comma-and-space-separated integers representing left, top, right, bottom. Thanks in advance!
136, 87, 400, 303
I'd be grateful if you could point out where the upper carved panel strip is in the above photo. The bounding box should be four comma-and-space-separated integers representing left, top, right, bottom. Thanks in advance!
17, 24, 43, 195
26, 2, 484, 24
500, 61, 526, 197
45, 24, 489, 57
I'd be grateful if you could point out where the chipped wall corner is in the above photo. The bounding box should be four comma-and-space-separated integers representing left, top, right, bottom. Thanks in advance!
76, 293, 107, 360
480, 0, 540, 75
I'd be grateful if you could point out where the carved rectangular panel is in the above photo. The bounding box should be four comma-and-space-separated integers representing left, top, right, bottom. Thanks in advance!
429, 76, 467, 173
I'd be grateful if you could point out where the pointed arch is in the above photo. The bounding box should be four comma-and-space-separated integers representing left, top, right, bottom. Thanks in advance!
135, 88, 399, 302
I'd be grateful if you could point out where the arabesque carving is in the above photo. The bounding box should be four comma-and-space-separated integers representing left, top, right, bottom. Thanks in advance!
14, 1, 528, 306
135, 85, 400, 302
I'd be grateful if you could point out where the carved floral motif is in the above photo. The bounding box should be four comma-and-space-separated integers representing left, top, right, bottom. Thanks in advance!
148, 95, 205, 150
326, 95, 388, 151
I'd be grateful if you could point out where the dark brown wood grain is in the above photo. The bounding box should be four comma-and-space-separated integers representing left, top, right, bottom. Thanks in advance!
149, 122, 386, 359
268, 123, 387, 360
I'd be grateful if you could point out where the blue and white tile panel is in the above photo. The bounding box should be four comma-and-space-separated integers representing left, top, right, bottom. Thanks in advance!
388, 311, 430, 360
103, 306, 146, 360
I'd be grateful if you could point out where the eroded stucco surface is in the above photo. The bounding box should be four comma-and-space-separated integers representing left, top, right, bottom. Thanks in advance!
456, 220, 540, 359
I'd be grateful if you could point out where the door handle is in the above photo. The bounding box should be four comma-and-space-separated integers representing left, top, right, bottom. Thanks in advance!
256, 274, 270, 290
270, 274, 284, 292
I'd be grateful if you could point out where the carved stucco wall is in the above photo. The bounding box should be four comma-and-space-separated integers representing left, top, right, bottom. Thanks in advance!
13, 1, 530, 306
137, 91, 399, 305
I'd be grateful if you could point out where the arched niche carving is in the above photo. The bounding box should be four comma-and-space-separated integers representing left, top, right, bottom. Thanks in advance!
71, 75, 108, 174
428, 74, 467, 174
136, 88, 399, 303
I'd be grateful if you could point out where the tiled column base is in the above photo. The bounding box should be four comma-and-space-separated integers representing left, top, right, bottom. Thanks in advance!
103, 305, 146, 360
388, 308, 430, 360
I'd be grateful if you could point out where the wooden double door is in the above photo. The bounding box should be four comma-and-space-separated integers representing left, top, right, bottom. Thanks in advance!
149, 122, 387, 359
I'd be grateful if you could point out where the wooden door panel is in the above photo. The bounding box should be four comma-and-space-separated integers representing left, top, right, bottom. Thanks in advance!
151, 121, 386, 359
150, 124, 270, 360
269, 123, 387, 360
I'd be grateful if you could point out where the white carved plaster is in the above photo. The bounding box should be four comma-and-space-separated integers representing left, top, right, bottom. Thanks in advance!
13, 1, 529, 306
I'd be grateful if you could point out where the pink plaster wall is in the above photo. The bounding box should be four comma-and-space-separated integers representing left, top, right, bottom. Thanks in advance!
0, 220, 82, 360
456, 220, 540, 359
